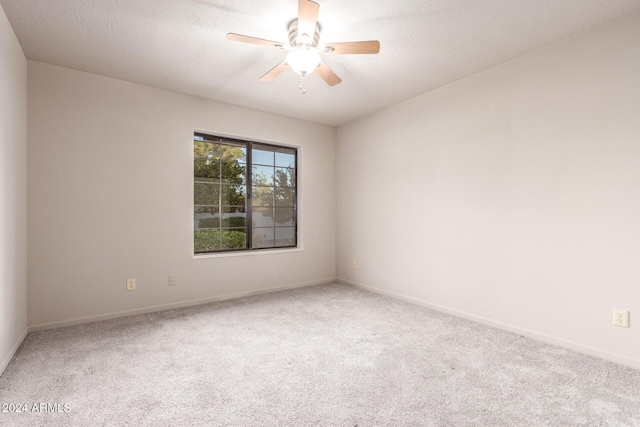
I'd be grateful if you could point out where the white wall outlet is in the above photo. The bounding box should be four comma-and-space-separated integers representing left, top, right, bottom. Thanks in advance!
168, 275, 177, 286
613, 308, 629, 328
352, 260, 357, 270
126, 278, 136, 291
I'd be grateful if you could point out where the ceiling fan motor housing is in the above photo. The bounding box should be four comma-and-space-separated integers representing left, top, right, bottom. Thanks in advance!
288, 19, 320, 48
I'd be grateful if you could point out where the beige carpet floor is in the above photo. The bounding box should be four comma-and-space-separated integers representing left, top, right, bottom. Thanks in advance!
1, 283, 639, 426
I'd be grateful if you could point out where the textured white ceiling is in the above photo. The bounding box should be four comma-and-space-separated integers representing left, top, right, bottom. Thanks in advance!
2, 0, 640, 126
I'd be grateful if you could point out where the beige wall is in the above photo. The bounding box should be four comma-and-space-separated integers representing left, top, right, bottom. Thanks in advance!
27, 61, 336, 328
0, 4, 28, 373
337, 14, 640, 368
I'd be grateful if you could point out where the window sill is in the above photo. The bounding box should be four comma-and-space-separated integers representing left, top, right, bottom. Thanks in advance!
192, 247, 303, 259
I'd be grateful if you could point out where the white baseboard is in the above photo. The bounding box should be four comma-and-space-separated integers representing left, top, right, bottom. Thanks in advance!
0, 326, 29, 377
29, 277, 336, 332
339, 278, 640, 370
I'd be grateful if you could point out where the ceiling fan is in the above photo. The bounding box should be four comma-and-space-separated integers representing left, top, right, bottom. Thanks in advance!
226, 0, 380, 92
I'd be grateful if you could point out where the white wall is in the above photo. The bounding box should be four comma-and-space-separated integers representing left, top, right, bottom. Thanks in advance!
337, 14, 640, 368
0, 4, 28, 373
27, 61, 336, 328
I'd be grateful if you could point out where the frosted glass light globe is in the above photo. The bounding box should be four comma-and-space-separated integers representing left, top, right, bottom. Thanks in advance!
286, 47, 321, 75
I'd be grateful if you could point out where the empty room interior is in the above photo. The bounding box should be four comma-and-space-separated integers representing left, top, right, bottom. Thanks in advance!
1, 0, 640, 425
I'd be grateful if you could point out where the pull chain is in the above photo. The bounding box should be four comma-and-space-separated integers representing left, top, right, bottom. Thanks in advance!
298, 74, 306, 94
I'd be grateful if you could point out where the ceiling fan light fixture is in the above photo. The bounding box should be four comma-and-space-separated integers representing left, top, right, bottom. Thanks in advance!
286, 47, 321, 75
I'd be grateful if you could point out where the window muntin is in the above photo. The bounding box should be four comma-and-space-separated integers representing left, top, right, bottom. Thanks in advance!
194, 133, 297, 254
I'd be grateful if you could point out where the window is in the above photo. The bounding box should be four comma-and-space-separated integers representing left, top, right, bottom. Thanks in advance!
194, 133, 297, 254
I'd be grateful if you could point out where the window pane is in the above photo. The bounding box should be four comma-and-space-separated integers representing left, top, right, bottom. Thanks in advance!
194, 183, 219, 205
221, 185, 246, 206
221, 206, 246, 228
194, 141, 220, 161
223, 206, 246, 214
252, 186, 274, 207
194, 159, 219, 181
194, 207, 220, 229
195, 206, 218, 214
220, 160, 246, 184
275, 167, 295, 187
252, 149, 274, 166
252, 165, 274, 186
275, 187, 295, 207
194, 229, 221, 252
275, 151, 295, 168
221, 145, 246, 163
275, 227, 295, 247
253, 207, 274, 227
275, 208, 295, 226
221, 230, 247, 250
253, 227, 274, 249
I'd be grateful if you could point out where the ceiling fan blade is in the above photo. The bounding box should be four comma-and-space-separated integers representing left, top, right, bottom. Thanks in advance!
298, 0, 320, 41
259, 61, 289, 82
226, 33, 285, 49
323, 41, 380, 55
316, 61, 342, 86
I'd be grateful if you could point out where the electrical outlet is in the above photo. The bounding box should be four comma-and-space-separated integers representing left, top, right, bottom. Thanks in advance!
352, 260, 357, 270
168, 275, 177, 286
613, 308, 629, 328
126, 278, 136, 291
